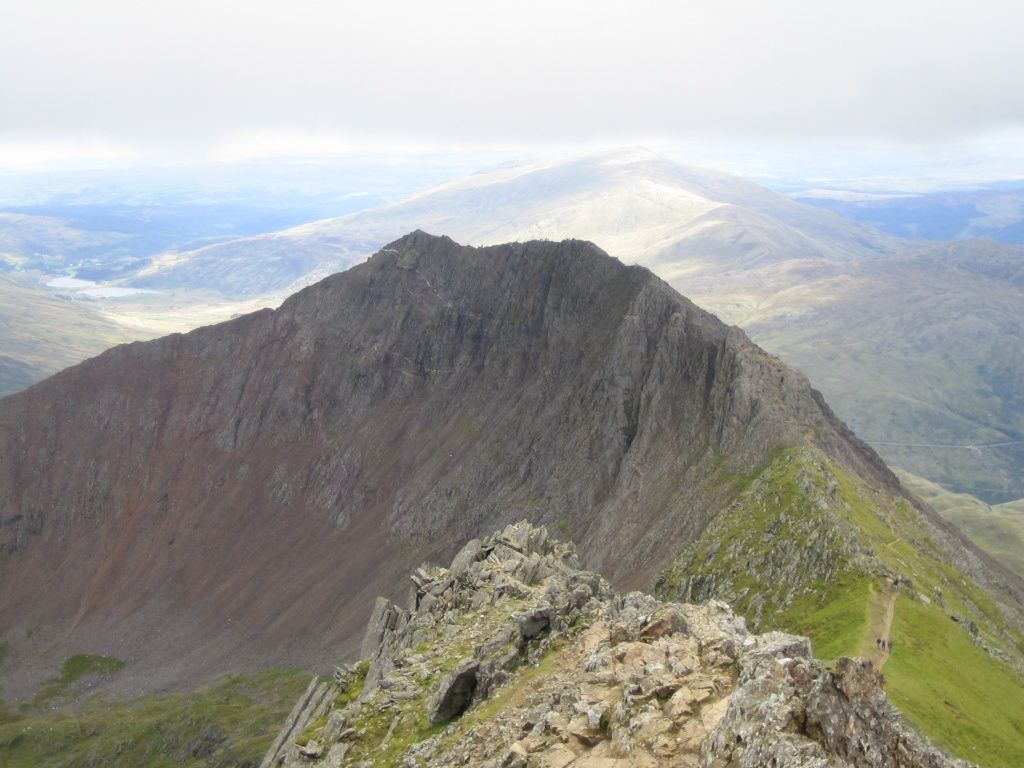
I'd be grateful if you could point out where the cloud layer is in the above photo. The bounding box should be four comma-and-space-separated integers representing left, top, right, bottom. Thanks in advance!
2, 1, 1023, 157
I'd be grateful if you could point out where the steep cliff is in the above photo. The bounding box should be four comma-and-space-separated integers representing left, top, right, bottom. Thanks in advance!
0, 232, 898, 698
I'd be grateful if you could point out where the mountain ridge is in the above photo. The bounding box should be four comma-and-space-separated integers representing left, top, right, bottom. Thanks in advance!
104, 148, 1024, 503
1, 233, 1020, 766
0, 232, 902, 701
5, 149, 1020, 504
259, 519, 975, 768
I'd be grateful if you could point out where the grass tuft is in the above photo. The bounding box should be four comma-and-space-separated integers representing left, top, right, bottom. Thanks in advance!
0, 667, 310, 768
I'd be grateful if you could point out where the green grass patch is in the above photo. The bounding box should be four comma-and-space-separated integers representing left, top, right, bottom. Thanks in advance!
711, 446, 786, 494
886, 596, 1024, 768
342, 691, 447, 766
295, 713, 328, 747
295, 661, 369, 748
333, 662, 368, 710
0, 667, 310, 768
32, 654, 127, 705
775, 574, 870, 661
56, 655, 125, 688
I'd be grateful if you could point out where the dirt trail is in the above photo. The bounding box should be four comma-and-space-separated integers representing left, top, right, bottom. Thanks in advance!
860, 582, 897, 670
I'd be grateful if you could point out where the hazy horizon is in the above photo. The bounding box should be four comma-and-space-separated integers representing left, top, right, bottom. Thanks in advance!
2, 1, 1024, 186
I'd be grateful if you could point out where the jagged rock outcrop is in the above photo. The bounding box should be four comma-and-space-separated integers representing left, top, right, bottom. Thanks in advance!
0, 231, 904, 698
703, 644, 966, 767
262, 522, 970, 768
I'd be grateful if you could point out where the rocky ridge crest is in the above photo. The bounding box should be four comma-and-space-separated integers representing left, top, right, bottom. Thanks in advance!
0, 232, 907, 699
262, 521, 968, 768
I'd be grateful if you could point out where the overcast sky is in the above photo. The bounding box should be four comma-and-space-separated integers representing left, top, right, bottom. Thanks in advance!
2, 1, 1023, 169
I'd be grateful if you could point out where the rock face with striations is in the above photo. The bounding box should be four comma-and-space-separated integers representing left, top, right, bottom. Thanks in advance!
261, 521, 969, 768
0, 231, 899, 695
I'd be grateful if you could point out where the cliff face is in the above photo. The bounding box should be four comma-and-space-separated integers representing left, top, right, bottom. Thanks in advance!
0, 231, 897, 695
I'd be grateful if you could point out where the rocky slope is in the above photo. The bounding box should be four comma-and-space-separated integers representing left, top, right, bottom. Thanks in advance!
0, 232, 898, 700
2, 233, 1020, 765
262, 521, 969, 768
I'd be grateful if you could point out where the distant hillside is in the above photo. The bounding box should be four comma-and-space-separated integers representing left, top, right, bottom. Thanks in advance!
897, 469, 1024, 578
131, 147, 900, 301
797, 183, 1024, 243
747, 241, 1024, 503
0, 212, 127, 273
0, 276, 152, 396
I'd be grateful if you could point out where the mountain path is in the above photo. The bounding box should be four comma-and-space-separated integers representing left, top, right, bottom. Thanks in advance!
861, 582, 897, 670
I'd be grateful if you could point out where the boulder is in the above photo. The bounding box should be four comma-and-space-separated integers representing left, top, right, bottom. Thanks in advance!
427, 659, 480, 725
451, 538, 483, 575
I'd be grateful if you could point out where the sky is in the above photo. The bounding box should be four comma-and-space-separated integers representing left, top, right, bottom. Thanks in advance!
2, 0, 1024, 177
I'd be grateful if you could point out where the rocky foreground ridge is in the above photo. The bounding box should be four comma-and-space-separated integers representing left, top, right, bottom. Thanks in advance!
262, 522, 967, 768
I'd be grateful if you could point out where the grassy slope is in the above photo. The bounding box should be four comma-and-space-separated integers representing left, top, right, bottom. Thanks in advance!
888, 597, 1024, 766
896, 468, 1024, 578
1001, 498, 1024, 516
658, 448, 1024, 768
658, 448, 873, 649
0, 668, 309, 768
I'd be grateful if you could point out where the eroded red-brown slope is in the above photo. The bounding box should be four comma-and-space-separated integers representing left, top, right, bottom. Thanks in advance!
0, 231, 896, 697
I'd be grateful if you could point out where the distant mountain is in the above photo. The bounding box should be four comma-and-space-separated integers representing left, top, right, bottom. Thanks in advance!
131, 147, 900, 300
127, 149, 1024, 502
3, 150, 1022, 503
